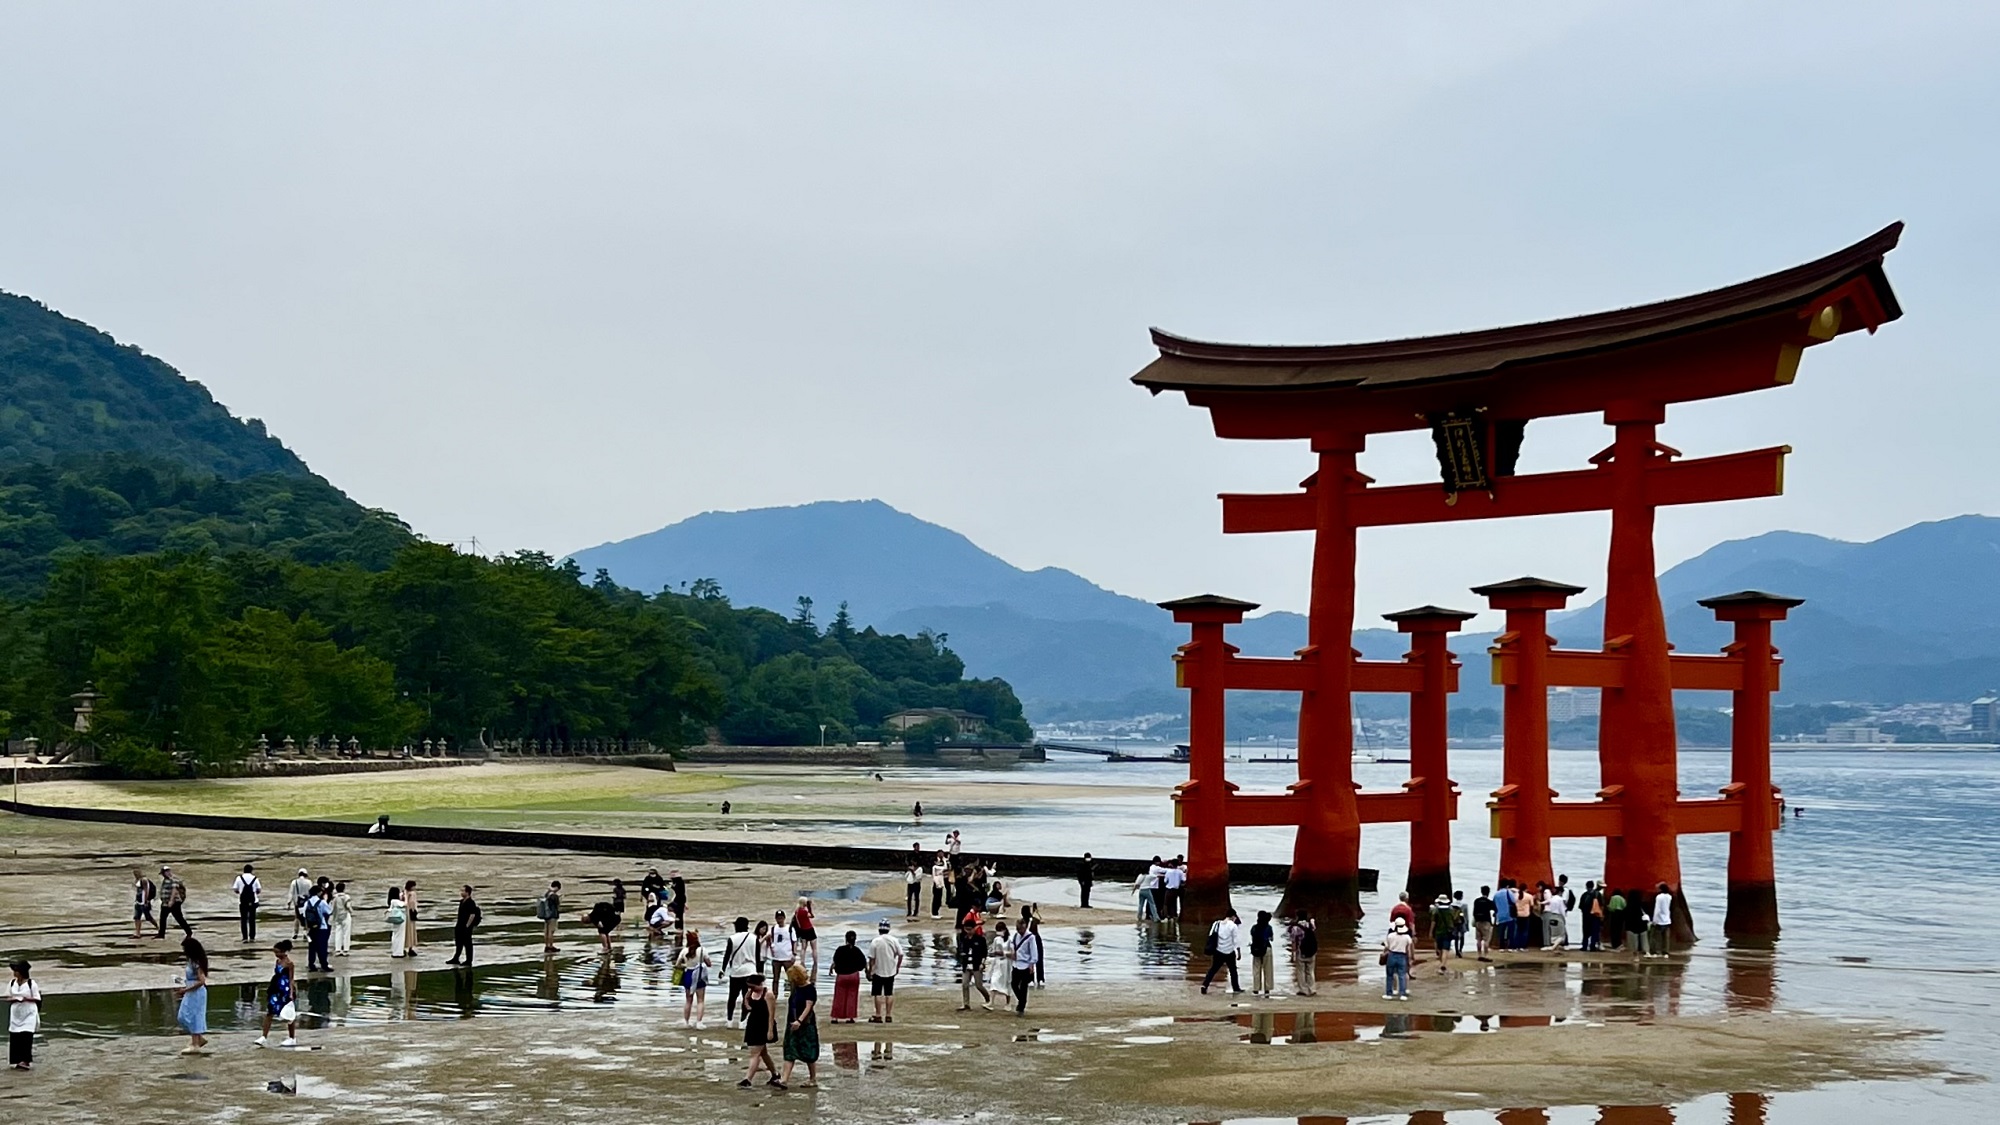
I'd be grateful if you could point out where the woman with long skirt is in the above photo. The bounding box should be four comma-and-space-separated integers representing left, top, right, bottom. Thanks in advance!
175, 937, 211, 1054
780, 963, 820, 1088
401, 880, 421, 956
828, 930, 865, 1024
387, 887, 408, 958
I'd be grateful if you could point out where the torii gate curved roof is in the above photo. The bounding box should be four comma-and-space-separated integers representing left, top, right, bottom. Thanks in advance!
1133, 224, 1904, 437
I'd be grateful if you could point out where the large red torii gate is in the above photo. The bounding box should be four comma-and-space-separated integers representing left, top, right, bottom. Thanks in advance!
1135, 224, 1903, 935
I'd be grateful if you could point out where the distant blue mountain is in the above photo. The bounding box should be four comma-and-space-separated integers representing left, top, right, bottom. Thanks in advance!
572, 502, 2000, 714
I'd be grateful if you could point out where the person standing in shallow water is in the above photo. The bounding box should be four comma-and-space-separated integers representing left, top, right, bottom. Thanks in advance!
255, 940, 299, 1048
676, 931, 710, 1029
448, 885, 483, 967
779, 962, 820, 1088
232, 864, 262, 943
1076, 852, 1094, 909
737, 975, 781, 1090
386, 886, 408, 957
8, 960, 41, 1071
175, 937, 210, 1054
1008, 918, 1040, 1016
829, 930, 865, 1024
402, 880, 422, 956
330, 882, 353, 957
1286, 914, 1318, 996
131, 866, 157, 940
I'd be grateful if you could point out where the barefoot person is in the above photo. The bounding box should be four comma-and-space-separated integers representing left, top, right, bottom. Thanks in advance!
779, 963, 820, 1089
676, 931, 711, 1029
792, 896, 819, 975
737, 975, 781, 1090
828, 930, 865, 1024
175, 937, 210, 1054
538, 880, 562, 953
7, 961, 40, 1071
254, 940, 299, 1048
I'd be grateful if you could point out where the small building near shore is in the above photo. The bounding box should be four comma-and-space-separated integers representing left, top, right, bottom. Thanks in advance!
883, 708, 987, 737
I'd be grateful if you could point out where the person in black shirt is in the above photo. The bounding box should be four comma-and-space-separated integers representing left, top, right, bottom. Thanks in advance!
582, 900, 621, 954
448, 885, 484, 967
668, 873, 688, 929
1473, 885, 1496, 962
737, 975, 780, 1089
1077, 853, 1095, 909
956, 916, 993, 1010
829, 933, 867, 1023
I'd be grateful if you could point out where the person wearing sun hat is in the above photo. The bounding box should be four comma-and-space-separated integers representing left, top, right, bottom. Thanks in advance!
1428, 895, 1457, 972
1381, 917, 1416, 1001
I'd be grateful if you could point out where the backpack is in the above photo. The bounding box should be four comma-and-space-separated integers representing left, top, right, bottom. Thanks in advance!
239, 879, 257, 909
535, 893, 554, 922
1299, 927, 1318, 959
1564, 888, 1577, 911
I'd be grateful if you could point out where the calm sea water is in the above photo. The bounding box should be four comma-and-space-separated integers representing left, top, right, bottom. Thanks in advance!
852, 748, 2000, 1121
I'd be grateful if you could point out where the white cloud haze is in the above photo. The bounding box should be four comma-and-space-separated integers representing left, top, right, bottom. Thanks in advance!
2, 3, 1994, 625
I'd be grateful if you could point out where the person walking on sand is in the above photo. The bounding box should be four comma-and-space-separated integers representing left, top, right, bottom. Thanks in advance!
1286, 914, 1319, 996
401, 880, 422, 955
677, 931, 711, 1028
386, 885, 409, 957
157, 865, 192, 940
904, 860, 922, 920
175, 937, 210, 1054
986, 919, 1011, 997
232, 864, 263, 943
829, 930, 865, 1024
1077, 852, 1094, 909
538, 880, 563, 953
447, 885, 483, 967
1452, 890, 1469, 958
1200, 910, 1243, 995
132, 866, 157, 940
1248, 910, 1277, 997
738, 975, 781, 1089
780, 962, 820, 1088
302, 885, 332, 973
287, 868, 312, 939
1382, 918, 1416, 1000
7, 961, 41, 1071
930, 854, 949, 919
867, 920, 903, 1024
329, 882, 353, 957
1008, 917, 1041, 1016
254, 940, 299, 1048
956, 914, 993, 1010
722, 917, 758, 1028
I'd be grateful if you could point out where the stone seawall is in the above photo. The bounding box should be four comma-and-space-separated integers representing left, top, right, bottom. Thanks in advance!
0, 798, 1367, 889
1, 757, 480, 785
679, 744, 1046, 766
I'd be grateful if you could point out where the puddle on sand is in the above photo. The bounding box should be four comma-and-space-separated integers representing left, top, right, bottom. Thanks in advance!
1229, 1009, 1591, 1045
1200, 1089, 1780, 1123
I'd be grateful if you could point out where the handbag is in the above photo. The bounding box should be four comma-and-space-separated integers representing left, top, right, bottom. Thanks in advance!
386, 905, 407, 926
1204, 925, 1219, 956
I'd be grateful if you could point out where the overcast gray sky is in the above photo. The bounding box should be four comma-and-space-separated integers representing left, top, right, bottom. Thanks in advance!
2, 3, 1994, 623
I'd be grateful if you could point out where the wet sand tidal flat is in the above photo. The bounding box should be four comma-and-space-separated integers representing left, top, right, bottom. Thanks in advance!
0, 754, 1991, 1123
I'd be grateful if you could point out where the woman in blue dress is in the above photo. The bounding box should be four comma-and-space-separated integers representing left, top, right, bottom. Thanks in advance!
174, 936, 210, 1054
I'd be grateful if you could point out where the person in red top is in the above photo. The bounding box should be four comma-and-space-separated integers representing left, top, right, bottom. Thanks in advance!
792, 896, 819, 976
1388, 891, 1417, 933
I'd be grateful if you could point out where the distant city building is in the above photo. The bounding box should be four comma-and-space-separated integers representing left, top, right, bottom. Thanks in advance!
1547, 687, 1602, 723
1823, 721, 1894, 744
884, 707, 986, 737
1972, 693, 2000, 736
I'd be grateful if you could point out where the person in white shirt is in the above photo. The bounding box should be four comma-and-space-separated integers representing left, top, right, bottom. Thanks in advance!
1162, 862, 1186, 920
8, 960, 41, 1070
1647, 883, 1675, 957
930, 858, 949, 919
231, 864, 263, 943
287, 868, 313, 938
721, 917, 759, 1028
866, 920, 904, 1024
1135, 863, 1160, 922
1008, 922, 1042, 1015
1540, 885, 1569, 949
768, 910, 796, 994
1200, 910, 1243, 994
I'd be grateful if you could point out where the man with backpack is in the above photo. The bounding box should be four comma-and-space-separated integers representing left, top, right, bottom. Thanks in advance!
156, 865, 192, 939
721, 916, 760, 1028
232, 864, 263, 942
301, 885, 333, 972
1287, 915, 1319, 996
131, 866, 157, 940
536, 880, 562, 953
287, 868, 313, 939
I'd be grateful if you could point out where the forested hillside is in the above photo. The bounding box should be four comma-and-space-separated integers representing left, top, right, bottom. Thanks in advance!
0, 292, 308, 477
0, 454, 412, 594
0, 545, 1032, 776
